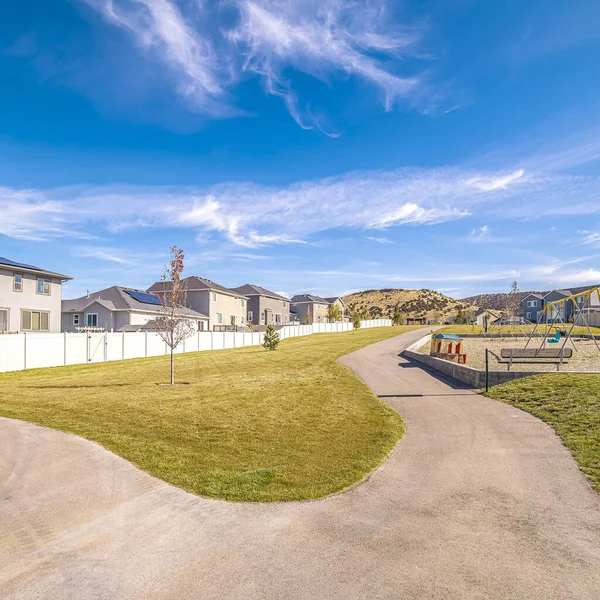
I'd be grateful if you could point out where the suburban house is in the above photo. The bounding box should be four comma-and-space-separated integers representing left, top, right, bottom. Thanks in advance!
290, 294, 331, 324
230, 284, 290, 327
61, 286, 208, 332
521, 286, 600, 323
148, 276, 248, 331
324, 296, 350, 322
522, 293, 544, 322
473, 309, 500, 327
0, 257, 72, 333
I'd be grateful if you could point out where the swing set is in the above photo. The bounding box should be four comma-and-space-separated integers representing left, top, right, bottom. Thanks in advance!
524, 287, 600, 354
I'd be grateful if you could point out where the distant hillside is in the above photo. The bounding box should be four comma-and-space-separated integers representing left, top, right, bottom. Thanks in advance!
460, 292, 540, 312
342, 288, 467, 321
460, 283, 600, 311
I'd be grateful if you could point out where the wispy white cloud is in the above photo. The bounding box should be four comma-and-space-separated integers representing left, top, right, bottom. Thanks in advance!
0, 165, 528, 245
0, 187, 92, 241
79, 0, 426, 130
2, 157, 600, 248
365, 236, 395, 244
465, 169, 526, 192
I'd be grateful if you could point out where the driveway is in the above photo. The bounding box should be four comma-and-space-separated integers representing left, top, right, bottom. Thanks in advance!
1, 328, 599, 599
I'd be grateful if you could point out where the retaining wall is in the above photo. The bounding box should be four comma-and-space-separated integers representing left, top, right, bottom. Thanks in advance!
401, 334, 595, 388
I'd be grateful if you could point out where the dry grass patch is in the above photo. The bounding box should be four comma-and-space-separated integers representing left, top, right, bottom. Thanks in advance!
0, 326, 422, 502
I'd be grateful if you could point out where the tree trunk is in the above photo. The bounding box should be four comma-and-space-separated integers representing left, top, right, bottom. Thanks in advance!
170, 348, 175, 386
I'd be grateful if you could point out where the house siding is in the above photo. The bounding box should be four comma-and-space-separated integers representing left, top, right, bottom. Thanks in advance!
0, 267, 64, 333
188, 289, 247, 329
247, 295, 290, 325
543, 291, 573, 323
291, 301, 329, 324
522, 296, 543, 322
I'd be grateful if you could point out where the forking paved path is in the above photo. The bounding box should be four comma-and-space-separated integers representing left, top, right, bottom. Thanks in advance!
1, 328, 599, 599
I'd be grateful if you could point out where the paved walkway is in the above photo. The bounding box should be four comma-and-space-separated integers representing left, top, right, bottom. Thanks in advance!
1, 329, 599, 599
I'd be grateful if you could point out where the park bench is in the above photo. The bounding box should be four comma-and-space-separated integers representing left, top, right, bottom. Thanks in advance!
496, 347, 573, 371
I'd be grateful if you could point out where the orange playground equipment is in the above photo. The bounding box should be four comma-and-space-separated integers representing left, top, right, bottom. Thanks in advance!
430, 333, 467, 364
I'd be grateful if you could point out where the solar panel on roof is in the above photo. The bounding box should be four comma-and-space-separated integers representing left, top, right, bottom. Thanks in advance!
125, 289, 162, 305
0, 257, 43, 271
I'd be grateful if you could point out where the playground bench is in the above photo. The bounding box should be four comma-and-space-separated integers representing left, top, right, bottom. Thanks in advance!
497, 348, 573, 371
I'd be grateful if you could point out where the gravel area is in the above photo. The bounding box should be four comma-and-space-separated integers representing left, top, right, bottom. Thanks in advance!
418, 336, 600, 372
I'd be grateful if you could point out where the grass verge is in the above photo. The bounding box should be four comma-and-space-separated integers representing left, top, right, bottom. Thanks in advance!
439, 324, 600, 335
485, 374, 600, 492
0, 326, 422, 502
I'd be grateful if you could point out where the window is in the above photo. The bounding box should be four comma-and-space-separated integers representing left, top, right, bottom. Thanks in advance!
283, 301, 286, 307
37, 278, 50, 295
0, 309, 8, 331
86, 313, 98, 327
230, 315, 236, 325
211, 292, 217, 302
240, 299, 245, 307
275, 313, 282, 324
292, 303, 298, 307
248, 310, 253, 322
216, 312, 223, 324
73, 314, 80, 326
21, 310, 50, 331
526, 312, 532, 319
316, 304, 320, 309
13, 273, 23, 292
527, 300, 537, 307
260, 313, 265, 324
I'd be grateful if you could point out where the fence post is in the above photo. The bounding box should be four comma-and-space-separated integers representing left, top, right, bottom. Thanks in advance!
485, 349, 489, 393
122, 332, 125, 360
64, 332, 67, 366
145, 331, 148, 357
23, 332, 27, 370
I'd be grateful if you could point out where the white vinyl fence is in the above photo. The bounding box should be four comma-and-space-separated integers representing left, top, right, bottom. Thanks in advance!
0, 319, 392, 373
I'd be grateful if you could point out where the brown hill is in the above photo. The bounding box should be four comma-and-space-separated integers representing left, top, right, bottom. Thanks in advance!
461, 284, 600, 311
342, 288, 467, 322
460, 292, 538, 312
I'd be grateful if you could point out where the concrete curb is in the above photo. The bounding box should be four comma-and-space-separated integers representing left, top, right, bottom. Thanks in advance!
402, 333, 600, 388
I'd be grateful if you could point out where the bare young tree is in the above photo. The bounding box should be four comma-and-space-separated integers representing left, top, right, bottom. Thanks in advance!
506, 279, 520, 318
153, 246, 195, 385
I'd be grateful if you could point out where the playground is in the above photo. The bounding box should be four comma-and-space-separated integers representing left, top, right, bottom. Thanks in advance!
422, 287, 600, 373
453, 336, 600, 372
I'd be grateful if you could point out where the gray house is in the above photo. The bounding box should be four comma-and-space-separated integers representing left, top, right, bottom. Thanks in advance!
0, 257, 72, 333
521, 285, 600, 323
522, 293, 544, 322
148, 276, 248, 331
230, 284, 290, 327
541, 289, 574, 323
290, 294, 331, 324
61, 286, 208, 332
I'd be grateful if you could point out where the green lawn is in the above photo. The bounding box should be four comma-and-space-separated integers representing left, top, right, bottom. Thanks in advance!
0, 326, 422, 502
485, 374, 600, 492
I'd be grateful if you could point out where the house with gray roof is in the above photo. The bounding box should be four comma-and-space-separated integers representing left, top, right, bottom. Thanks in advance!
148, 276, 248, 331
61, 286, 208, 332
521, 293, 544, 322
521, 285, 600, 323
0, 257, 72, 333
290, 294, 331, 324
230, 284, 290, 327
324, 296, 350, 322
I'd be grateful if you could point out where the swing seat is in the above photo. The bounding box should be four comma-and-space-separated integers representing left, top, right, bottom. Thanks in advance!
547, 330, 561, 344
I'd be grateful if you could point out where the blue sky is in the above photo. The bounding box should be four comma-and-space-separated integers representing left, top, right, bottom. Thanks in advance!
2, 0, 600, 300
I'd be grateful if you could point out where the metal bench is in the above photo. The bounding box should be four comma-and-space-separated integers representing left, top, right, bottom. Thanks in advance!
496, 348, 573, 371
